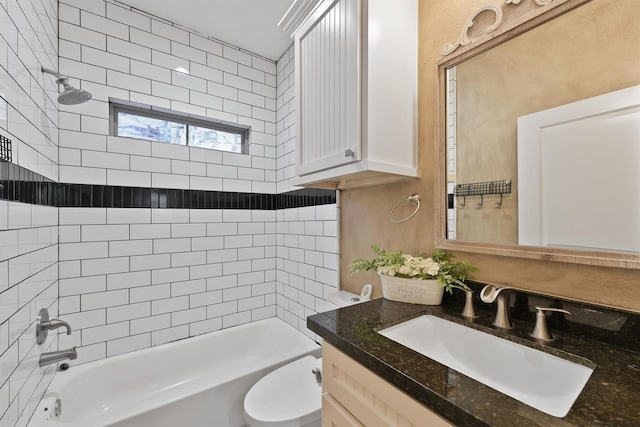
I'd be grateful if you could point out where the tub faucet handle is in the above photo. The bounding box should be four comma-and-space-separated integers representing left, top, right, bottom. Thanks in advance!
36, 308, 72, 345
530, 306, 571, 341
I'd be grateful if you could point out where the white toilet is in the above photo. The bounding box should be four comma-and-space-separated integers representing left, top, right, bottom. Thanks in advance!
243, 355, 323, 427
243, 288, 371, 427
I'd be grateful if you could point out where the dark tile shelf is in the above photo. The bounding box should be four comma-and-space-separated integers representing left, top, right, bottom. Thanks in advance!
308, 285, 640, 427
0, 162, 336, 210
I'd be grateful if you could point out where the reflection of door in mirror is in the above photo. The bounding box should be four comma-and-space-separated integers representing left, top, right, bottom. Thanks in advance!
518, 86, 640, 252
447, 0, 640, 249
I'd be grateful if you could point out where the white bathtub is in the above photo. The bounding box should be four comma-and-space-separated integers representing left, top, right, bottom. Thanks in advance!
29, 318, 320, 427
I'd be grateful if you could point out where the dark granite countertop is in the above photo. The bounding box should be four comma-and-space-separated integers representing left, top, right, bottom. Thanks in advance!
307, 284, 640, 427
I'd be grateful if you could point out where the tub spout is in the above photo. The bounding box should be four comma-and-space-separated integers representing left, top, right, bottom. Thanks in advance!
39, 347, 77, 367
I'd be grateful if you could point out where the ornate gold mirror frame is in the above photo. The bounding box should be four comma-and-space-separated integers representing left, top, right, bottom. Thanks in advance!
434, 0, 640, 269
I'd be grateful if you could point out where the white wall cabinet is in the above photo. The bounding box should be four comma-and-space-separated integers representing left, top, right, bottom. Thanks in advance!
280, 0, 419, 189
322, 343, 454, 427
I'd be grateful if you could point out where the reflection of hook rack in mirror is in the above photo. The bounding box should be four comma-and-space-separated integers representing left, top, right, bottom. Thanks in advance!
454, 179, 511, 209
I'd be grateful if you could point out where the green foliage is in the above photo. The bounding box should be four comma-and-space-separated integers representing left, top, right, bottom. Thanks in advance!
348, 245, 404, 274
349, 246, 478, 294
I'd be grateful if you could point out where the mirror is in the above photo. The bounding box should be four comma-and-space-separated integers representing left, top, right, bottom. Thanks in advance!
435, 0, 640, 268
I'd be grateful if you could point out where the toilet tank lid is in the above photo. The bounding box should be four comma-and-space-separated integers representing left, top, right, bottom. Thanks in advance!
327, 290, 368, 307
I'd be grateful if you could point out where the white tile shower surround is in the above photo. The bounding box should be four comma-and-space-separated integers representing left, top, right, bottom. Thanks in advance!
0, 201, 59, 427
53, 0, 338, 348
57, 0, 279, 194
1, 0, 61, 424
52, 0, 337, 356
276, 44, 298, 193
0, 0, 339, 425
57, 204, 337, 365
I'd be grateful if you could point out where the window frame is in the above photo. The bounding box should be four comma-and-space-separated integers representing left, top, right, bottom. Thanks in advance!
109, 100, 250, 154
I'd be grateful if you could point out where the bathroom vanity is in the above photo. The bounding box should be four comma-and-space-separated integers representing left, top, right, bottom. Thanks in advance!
322, 342, 452, 426
308, 286, 640, 426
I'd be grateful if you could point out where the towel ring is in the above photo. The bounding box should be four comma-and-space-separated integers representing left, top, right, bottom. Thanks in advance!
389, 194, 421, 223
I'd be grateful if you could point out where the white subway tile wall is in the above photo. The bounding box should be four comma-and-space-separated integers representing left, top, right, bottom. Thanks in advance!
58, 0, 279, 192
0, 201, 60, 423
0, 0, 60, 424
277, 205, 339, 340
0, 0, 339, 425
53, 0, 337, 360
276, 45, 298, 193
57, 200, 338, 361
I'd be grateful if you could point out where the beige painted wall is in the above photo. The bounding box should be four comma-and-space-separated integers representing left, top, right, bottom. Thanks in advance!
455, 0, 639, 243
340, 0, 640, 312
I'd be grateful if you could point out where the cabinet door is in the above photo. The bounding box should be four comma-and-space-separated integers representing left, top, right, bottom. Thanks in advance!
323, 343, 455, 427
322, 393, 363, 427
295, 0, 360, 176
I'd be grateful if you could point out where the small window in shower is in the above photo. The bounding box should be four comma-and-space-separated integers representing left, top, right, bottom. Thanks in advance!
109, 100, 249, 154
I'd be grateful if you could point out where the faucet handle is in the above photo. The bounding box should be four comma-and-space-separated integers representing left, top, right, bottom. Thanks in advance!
451, 285, 478, 319
36, 308, 73, 345
36, 308, 50, 345
461, 289, 478, 319
530, 306, 571, 341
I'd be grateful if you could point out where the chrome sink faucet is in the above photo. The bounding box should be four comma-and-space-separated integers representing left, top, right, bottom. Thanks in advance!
39, 347, 77, 367
480, 285, 513, 329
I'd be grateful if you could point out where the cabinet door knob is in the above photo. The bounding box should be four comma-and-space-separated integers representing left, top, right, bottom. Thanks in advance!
345, 149, 355, 157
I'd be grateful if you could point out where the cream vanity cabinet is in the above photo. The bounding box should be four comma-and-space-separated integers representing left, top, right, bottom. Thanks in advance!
279, 0, 419, 189
322, 343, 454, 427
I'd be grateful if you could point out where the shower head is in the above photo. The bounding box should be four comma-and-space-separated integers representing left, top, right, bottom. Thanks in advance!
57, 79, 93, 105
41, 67, 92, 105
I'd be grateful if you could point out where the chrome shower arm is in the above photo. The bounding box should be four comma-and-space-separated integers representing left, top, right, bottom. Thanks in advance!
41, 66, 65, 80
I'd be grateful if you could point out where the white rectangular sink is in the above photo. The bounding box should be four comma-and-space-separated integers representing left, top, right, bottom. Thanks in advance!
378, 315, 593, 418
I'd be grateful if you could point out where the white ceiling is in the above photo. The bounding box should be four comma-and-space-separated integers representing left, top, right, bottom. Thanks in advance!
115, 0, 296, 61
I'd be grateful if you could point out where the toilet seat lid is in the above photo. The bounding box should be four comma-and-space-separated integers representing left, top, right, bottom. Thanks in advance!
244, 355, 322, 425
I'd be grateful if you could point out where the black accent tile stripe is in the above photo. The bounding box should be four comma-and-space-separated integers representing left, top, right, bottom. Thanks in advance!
0, 162, 336, 210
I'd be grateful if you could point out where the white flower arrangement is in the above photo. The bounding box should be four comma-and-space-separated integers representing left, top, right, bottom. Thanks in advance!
349, 246, 478, 294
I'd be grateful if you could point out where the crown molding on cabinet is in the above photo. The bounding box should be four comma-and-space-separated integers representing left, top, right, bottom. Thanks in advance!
278, 0, 324, 37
